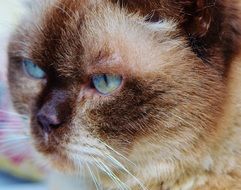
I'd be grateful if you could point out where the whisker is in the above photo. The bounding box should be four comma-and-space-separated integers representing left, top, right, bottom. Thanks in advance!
0, 125, 28, 129
0, 118, 27, 122
0, 129, 28, 134
31, 158, 50, 170
0, 142, 49, 170
98, 140, 136, 167
65, 141, 142, 189
104, 153, 147, 190
0, 130, 30, 137
0, 140, 30, 155
0, 122, 27, 128
0, 136, 30, 144
0, 110, 29, 119
94, 159, 124, 190
0, 123, 25, 127
86, 163, 101, 190
0, 139, 27, 148
26, 149, 50, 170
1, 147, 29, 159
0, 143, 30, 154
0, 124, 27, 128
93, 164, 103, 190
93, 157, 130, 190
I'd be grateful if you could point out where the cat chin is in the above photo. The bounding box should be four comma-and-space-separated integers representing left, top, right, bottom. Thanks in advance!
48, 154, 77, 174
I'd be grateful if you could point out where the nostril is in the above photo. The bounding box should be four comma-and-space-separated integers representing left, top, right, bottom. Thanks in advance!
37, 112, 61, 133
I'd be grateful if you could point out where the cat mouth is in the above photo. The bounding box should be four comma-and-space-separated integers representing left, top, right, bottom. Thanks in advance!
35, 139, 109, 173
31, 119, 100, 167
31, 131, 76, 171
31, 121, 66, 156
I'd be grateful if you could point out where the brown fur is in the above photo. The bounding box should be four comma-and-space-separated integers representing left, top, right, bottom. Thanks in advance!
7, 0, 241, 189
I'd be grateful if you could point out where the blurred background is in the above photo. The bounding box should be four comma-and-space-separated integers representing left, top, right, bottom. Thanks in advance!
0, 1, 46, 189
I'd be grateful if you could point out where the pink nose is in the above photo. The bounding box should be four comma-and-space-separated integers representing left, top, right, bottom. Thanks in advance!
37, 112, 61, 133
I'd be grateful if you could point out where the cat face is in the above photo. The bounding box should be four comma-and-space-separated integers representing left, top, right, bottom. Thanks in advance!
8, 0, 241, 187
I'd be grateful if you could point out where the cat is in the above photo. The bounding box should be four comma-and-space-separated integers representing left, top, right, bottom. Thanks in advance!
7, 0, 241, 189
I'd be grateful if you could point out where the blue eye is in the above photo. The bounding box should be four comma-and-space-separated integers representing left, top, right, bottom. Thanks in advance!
92, 74, 122, 95
22, 59, 46, 79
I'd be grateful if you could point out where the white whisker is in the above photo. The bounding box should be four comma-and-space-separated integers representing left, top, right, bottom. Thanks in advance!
104, 153, 147, 190
87, 163, 102, 190
0, 136, 30, 144
0, 124, 26, 128
32, 159, 50, 170
98, 140, 136, 167
93, 164, 103, 190
0, 129, 28, 134
65, 140, 143, 189
0, 119, 26, 122
94, 159, 123, 190
0, 140, 29, 154
0, 110, 29, 119
93, 157, 130, 190
0, 125, 24, 129
0, 124, 29, 127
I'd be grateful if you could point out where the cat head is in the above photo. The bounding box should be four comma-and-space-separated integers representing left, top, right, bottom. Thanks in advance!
8, 0, 241, 186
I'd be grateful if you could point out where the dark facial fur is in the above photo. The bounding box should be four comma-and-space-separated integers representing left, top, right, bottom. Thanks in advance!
8, 0, 241, 189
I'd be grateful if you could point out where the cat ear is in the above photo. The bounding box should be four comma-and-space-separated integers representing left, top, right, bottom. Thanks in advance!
180, 0, 213, 37
112, 0, 241, 68
179, 0, 241, 68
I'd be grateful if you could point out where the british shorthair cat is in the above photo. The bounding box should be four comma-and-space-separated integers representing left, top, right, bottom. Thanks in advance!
7, 0, 241, 189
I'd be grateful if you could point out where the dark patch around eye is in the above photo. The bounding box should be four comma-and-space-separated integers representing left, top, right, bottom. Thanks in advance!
87, 77, 169, 142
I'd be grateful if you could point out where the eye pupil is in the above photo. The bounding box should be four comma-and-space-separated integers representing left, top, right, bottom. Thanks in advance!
92, 74, 122, 95
103, 75, 108, 85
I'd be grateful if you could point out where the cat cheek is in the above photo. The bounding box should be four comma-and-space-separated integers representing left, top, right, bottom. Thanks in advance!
78, 88, 97, 100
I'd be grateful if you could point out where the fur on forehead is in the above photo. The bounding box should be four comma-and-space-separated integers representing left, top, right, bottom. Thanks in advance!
21, 0, 193, 78
80, 3, 189, 77
15, 0, 241, 80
